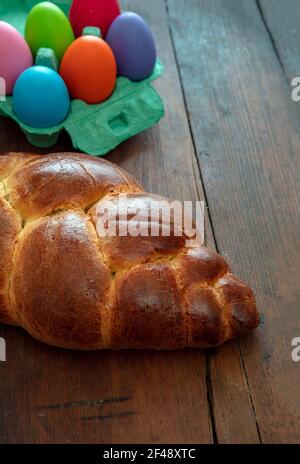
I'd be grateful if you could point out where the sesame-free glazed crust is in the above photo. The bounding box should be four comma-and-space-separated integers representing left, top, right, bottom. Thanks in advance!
0, 152, 259, 349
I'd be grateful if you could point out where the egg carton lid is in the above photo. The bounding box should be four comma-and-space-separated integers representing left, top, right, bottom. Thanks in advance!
0, 0, 165, 156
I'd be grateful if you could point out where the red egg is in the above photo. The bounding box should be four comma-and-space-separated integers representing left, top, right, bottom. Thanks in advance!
69, 0, 121, 38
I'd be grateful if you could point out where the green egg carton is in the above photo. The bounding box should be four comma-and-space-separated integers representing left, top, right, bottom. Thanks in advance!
0, 0, 164, 156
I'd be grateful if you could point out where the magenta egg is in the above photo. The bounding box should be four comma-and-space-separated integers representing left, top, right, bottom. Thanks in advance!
0, 21, 33, 95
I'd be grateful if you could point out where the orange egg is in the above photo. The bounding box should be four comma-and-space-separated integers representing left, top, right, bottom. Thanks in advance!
60, 35, 117, 104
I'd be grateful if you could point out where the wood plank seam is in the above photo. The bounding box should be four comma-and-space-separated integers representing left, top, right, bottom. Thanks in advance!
205, 354, 218, 443
165, 0, 266, 443
256, 0, 300, 136
164, 0, 224, 443
257, 0, 300, 113
155, 0, 227, 443
255, 0, 286, 78
165, 0, 263, 443
167, 0, 300, 443
237, 343, 262, 442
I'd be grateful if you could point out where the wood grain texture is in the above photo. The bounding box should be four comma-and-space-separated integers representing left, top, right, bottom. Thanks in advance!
1, 0, 299, 445
0, 0, 214, 444
168, 0, 300, 443
259, 0, 300, 81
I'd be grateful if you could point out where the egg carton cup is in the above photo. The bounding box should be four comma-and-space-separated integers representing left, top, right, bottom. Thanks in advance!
0, 0, 164, 156
0, 60, 164, 155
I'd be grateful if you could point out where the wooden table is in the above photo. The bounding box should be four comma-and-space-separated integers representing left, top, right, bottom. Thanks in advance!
0, 0, 299, 444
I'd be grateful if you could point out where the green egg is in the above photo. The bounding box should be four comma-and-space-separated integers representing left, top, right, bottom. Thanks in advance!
25, 2, 75, 61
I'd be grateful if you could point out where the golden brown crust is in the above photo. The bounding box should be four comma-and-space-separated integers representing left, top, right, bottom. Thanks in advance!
112, 263, 185, 349
0, 152, 260, 350
0, 198, 22, 325
175, 248, 229, 289
12, 211, 112, 349
5, 152, 143, 220
184, 286, 226, 347
89, 193, 188, 271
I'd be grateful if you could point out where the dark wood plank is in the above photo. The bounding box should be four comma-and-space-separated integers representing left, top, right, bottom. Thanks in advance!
168, 0, 300, 443
0, 0, 214, 444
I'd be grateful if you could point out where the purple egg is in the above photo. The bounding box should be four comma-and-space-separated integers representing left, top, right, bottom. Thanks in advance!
106, 12, 156, 82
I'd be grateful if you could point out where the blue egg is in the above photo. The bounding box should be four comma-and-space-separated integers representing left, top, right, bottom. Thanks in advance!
13, 66, 70, 128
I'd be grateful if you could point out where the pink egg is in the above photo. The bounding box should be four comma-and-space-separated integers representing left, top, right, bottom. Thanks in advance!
0, 21, 33, 95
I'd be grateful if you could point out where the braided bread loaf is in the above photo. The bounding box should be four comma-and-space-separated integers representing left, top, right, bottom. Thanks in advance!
0, 152, 259, 350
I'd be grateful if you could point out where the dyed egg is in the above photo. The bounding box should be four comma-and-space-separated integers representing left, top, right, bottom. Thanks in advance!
70, 0, 120, 38
0, 21, 33, 95
106, 12, 157, 82
13, 66, 70, 128
25, 2, 75, 61
60, 35, 117, 104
